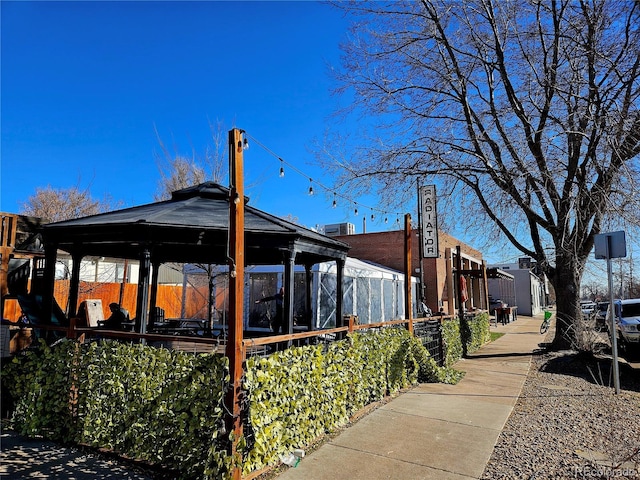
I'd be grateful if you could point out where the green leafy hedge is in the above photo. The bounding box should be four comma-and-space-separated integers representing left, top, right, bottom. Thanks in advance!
442, 313, 491, 366
467, 312, 491, 353
241, 327, 460, 475
2, 339, 231, 479
2, 315, 489, 479
2, 339, 82, 443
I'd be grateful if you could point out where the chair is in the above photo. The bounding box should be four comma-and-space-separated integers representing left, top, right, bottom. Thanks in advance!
148, 307, 165, 331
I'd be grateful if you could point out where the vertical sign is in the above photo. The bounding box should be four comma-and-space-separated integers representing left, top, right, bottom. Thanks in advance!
419, 185, 439, 258
594, 230, 626, 395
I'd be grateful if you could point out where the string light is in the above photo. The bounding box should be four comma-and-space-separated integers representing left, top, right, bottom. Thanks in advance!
243, 137, 249, 150
242, 131, 405, 226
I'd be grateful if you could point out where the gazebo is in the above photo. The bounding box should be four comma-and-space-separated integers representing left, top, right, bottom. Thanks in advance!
40, 181, 350, 336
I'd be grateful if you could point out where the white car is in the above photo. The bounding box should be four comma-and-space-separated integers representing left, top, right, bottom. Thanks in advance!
580, 301, 597, 315
609, 299, 640, 353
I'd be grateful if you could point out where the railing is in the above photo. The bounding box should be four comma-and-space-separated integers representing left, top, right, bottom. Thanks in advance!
412, 319, 445, 366
9, 313, 473, 367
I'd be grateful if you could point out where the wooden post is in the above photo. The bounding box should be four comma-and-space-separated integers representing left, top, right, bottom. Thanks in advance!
482, 260, 489, 311
347, 314, 358, 333
456, 245, 468, 357
445, 248, 455, 315
67, 316, 78, 340
225, 128, 245, 479
0, 214, 17, 300
404, 214, 413, 334
67, 252, 82, 318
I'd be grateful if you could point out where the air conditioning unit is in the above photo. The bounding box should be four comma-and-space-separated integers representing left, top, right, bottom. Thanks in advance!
324, 223, 355, 236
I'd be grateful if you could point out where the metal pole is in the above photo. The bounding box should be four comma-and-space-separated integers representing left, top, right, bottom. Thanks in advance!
607, 236, 620, 394
118, 259, 129, 306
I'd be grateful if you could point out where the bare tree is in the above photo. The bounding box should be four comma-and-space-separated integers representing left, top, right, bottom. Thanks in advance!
325, 0, 640, 349
154, 119, 227, 200
20, 184, 114, 222
153, 119, 229, 328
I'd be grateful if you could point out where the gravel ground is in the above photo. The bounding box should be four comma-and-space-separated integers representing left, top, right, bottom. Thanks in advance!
481, 342, 640, 480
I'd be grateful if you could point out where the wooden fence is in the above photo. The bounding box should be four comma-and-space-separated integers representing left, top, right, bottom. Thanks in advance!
3, 280, 210, 322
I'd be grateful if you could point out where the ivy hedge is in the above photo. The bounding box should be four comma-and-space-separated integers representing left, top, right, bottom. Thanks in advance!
442, 312, 491, 366
242, 327, 462, 474
2, 339, 231, 478
2, 313, 490, 479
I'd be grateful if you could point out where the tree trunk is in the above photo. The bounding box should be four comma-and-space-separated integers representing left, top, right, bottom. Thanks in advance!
550, 258, 583, 350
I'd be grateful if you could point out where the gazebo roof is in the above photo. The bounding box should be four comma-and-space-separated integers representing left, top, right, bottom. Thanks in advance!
42, 182, 350, 265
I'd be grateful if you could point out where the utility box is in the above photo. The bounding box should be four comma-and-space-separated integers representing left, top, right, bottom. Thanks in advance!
324, 223, 355, 237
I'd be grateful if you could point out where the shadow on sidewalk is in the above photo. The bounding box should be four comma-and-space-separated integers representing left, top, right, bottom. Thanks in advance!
467, 349, 547, 360
0, 431, 158, 480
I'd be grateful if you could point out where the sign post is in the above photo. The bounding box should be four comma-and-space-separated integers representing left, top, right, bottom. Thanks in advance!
594, 230, 626, 394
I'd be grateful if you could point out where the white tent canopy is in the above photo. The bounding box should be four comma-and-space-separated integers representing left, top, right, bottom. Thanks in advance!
246, 257, 419, 329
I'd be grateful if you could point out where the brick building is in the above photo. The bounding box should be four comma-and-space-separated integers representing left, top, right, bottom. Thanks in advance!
334, 229, 488, 316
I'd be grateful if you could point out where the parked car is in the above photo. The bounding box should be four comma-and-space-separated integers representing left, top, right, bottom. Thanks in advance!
608, 299, 640, 354
580, 300, 597, 315
595, 301, 609, 330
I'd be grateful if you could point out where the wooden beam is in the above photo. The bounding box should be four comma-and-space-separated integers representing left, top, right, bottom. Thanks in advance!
67, 252, 82, 318
0, 214, 17, 298
456, 269, 485, 278
456, 245, 468, 357
225, 128, 245, 480
404, 214, 413, 334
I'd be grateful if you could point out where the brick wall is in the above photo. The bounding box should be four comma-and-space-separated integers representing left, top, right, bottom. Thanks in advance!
335, 229, 483, 315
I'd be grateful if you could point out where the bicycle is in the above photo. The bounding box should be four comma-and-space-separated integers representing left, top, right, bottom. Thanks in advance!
540, 310, 553, 334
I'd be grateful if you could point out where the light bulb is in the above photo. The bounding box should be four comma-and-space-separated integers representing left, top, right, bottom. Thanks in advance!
243, 138, 249, 150
279, 166, 285, 177
308, 179, 314, 196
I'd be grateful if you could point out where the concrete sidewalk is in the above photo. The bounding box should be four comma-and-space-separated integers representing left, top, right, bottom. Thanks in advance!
277, 314, 546, 480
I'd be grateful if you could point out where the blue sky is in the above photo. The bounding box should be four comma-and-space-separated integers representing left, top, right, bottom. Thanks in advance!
4, 1, 624, 275
2, 1, 406, 234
